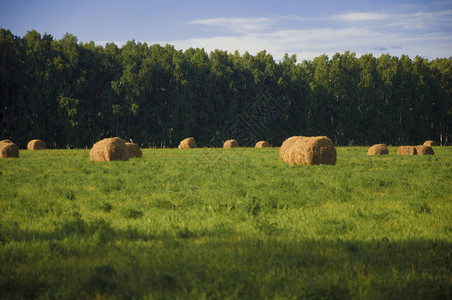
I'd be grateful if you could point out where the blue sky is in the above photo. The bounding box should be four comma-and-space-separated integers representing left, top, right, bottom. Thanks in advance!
1, 0, 451, 61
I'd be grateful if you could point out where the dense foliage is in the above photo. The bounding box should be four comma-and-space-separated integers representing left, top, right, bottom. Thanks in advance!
1, 28, 451, 148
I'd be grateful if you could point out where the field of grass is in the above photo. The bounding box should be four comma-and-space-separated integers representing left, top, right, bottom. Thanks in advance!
0, 146, 451, 299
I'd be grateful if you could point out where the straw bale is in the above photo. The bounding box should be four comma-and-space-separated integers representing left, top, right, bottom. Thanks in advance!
279, 136, 302, 162
178, 137, 197, 149
423, 140, 437, 147
126, 142, 142, 158
280, 136, 336, 165
397, 146, 417, 155
0, 139, 12, 145
90, 137, 129, 162
415, 145, 434, 155
223, 139, 239, 148
255, 141, 270, 148
0, 139, 19, 158
27, 139, 46, 150
367, 144, 389, 155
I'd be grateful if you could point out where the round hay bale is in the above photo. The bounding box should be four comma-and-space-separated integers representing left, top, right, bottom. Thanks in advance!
397, 146, 417, 156
279, 136, 302, 162
223, 139, 239, 148
178, 137, 197, 149
27, 139, 46, 150
423, 140, 437, 147
90, 137, 129, 162
415, 145, 434, 155
0, 140, 19, 158
280, 136, 336, 165
126, 142, 142, 158
255, 141, 270, 148
367, 144, 389, 155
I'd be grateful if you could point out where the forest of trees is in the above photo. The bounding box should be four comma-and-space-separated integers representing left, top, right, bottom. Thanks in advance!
1, 28, 451, 148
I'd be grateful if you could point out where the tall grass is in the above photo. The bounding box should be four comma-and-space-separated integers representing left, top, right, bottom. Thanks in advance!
0, 147, 451, 299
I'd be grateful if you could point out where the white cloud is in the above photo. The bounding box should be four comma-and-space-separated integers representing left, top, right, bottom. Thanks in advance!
333, 12, 389, 22
96, 40, 126, 47
385, 9, 452, 30
168, 25, 452, 61
188, 17, 272, 33
168, 27, 367, 61
96, 8, 452, 61
331, 9, 452, 30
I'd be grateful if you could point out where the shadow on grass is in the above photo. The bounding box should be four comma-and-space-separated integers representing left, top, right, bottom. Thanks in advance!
0, 221, 451, 299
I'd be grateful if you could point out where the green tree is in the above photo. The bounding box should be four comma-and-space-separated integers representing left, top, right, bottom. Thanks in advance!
1, 28, 451, 148
358, 53, 382, 144
0, 29, 24, 145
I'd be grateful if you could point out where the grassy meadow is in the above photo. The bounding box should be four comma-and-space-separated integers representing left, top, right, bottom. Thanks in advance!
0, 146, 451, 299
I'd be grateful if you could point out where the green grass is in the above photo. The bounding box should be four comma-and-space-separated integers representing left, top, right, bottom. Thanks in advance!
0, 147, 451, 299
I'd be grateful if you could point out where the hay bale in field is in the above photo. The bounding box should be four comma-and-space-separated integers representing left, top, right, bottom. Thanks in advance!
279, 136, 302, 162
126, 142, 142, 158
0, 139, 13, 150
423, 140, 437, 147
90, 137, 129, 162
223, 139, 239, 148
0, 139, 12, 144
27, 139, 46, 150
279, 136, 336, 165
178, 137, 197, 149
397, 146, 417, 156
0, 139, 19, 158
367, 144, 389, 155
415, 145, 434, 155
255, 141, 270, 148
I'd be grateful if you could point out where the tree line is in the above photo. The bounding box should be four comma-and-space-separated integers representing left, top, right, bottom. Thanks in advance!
1, 28, 451, 148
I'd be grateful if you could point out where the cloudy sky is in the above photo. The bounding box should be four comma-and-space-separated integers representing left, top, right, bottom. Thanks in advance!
1, 0, 451, 61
